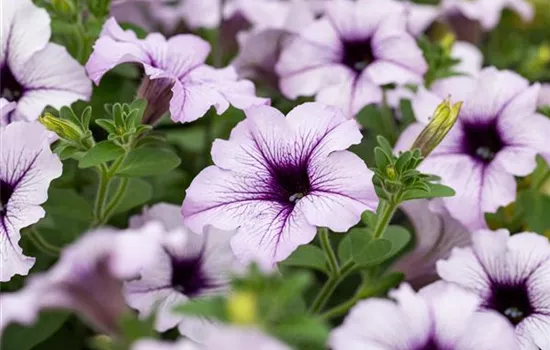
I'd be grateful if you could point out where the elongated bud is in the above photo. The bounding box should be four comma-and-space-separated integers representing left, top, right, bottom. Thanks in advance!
411, 98, 462, 157
439, 32, 456, 56
52, 0, 76, 16
226, 291, 257, 325
39, 112, 84, 142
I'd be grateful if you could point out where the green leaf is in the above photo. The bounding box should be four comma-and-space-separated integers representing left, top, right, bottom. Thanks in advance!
116, 148, 181, 177
382, 225, 412, 261
79, 141, 125, 168
95, 119, 117, 134
173, 296, 228, 322
353, 239, 392, 266
271, 316, 329, 350
337, 235, 353, 264
361, 210, 378, 227
112, 178, 153, 214
348, 228, 395, 266
1, 311, 70, 350
118, 312, 156, 343
517, 190, 550, 234
374, 147, 391, 170
43, 188, 93, 222
402, 183, 455, 200
280, 245, 328, 273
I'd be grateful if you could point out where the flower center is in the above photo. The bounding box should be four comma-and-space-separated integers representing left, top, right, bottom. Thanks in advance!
168, 248, 216, 297
487, 282, 533, 326
0, 65, 23, 102
0, 179, 14, 217
342, 39, 375, 72
270, 162, 311, 205
461, 120, 504, 163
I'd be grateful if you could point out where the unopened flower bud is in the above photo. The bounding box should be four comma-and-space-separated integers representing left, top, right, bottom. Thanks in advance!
226, 291, 257, 325
39, 112, 84, 143
439, 32, 456, 56
411, 98, 462, 157
52, 0, 76, 16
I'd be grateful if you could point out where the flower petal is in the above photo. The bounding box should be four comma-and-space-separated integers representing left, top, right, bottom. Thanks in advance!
302, 151, 377, 232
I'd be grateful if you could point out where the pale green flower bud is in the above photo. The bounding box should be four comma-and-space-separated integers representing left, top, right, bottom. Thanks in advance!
39, 112, 84, 143
226, 291, 258, 325
411, 98, 462, 157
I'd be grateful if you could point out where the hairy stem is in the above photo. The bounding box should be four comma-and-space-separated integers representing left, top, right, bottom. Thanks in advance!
100, 177, 129, 225
319, 228, 339, 275
309, 261, 356, 314
372, 200, 398, 239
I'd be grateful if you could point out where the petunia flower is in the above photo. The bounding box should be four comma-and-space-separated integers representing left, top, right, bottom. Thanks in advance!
124, 203, 241, 343
437, 229, 550, 349
0, 223, 162, 334
86, 18, 268, 125
440, 0, 534, 31
232, 0, 320, 88
182, 103, 378, 266
0, 122, 62, 281
396, 67, 550, 230
392, 199, 471, 289
133, 326, 290, 350
275, 0, 427, 118
0, 0, 91, 123
330, 281, 518, 350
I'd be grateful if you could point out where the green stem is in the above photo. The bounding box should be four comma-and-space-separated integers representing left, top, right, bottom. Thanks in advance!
100, 177, 129, 225
372, 200, 398, 239
319, 228, 339, 275
93, 164, 109, 222
309, 261, 356, 313
320, 297, 359, 320
27, 228, 61, 257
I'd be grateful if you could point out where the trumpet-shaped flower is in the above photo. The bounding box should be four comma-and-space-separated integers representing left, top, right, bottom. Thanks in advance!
182, 103, 377, 266
438, 230, 550, 349
0, 121, 62, 281
86, 18, 268, 124
441, 0, 533, 30
0, 0, 91, 123
0, 223, 162, 334
396, 67, 550, 230
392, 199, 471, 289
124, 203, 241, 343
330, 282, 518, 350
275, 0, 427, 118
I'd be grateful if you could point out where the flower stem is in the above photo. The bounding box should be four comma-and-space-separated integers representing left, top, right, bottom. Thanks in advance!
309, 260, 356, 313
319, 228, 339, 275
100, 177, 129, 225
372, 200, 398, 239
93, 164, 110, 223
320, 297, 359, 321
27, 228, 61, 257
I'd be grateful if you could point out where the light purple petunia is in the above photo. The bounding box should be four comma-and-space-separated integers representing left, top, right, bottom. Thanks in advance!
539, 84, 550, 107
0, 223, 163, 334
133, 326, 290, 350
182, 103, 377, 266
437, 230, 550, 349
330, 282, 519, 350
0, 122, 62, 281
440, 0, 533, 30
124, 203, 241, 343
392, 199, 471, 289
275, 0, 427, 118
0, 0, 91, 124
85, 18, 268, 124
395, 67, 550, 230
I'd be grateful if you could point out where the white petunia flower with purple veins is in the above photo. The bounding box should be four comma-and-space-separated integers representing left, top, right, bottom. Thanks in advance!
437, 229, 550, 349
396, 67, 550, 230
0, 121, 62, 282
182, 103, 378, 266
440, 0, 534, 30
0, 0, 91, 124
275, 0, 427, 118
133, 326, 290, 350
330, 282, 518, 350
539, 83, 550, 107
0, 223, 163, 334
124, 203, 241, 343
391, 199, 471, 289
85, 18, 268, 125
